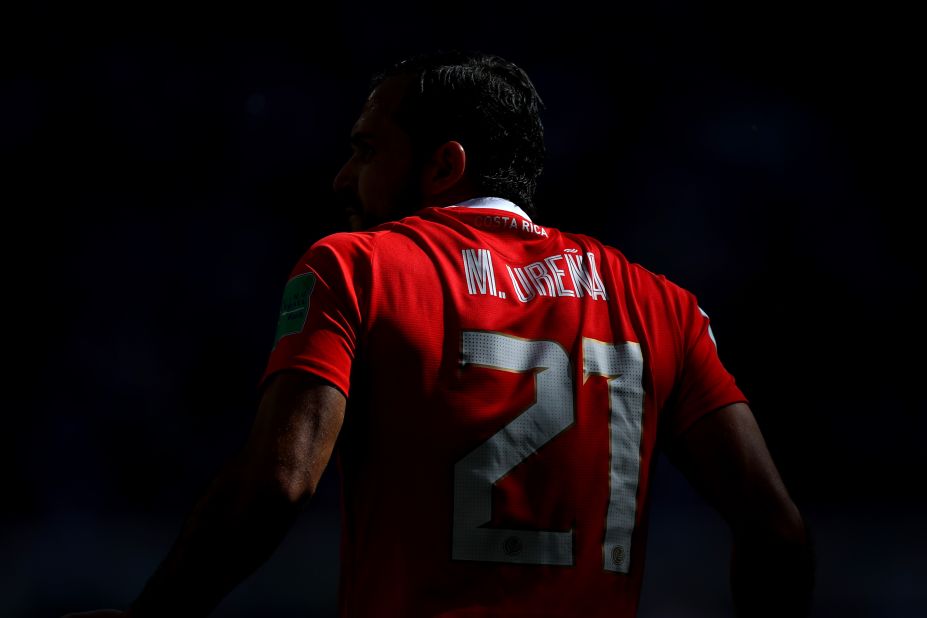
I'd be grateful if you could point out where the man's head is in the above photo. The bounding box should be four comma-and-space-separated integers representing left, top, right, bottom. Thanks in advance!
332, 50, 545, 230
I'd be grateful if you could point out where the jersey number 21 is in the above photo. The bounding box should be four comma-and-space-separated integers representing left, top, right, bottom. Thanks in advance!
452, 330, 644, 574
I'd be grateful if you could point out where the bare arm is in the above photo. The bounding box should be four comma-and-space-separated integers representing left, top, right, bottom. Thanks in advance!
667, 402, 814, 617
128, 371, 346, 617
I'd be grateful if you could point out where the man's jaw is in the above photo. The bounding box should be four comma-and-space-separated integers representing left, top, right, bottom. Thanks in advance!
347, 209, 364, 231
334, 190, 365, 231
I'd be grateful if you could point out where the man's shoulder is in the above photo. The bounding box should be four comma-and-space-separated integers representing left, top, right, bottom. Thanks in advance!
299, 225, 428, 281
557, 229, 671, 282
557, 228, 694, 302
305, 227, 395, 259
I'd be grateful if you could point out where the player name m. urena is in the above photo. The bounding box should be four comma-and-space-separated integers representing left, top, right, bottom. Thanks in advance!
461, 248, 608, 303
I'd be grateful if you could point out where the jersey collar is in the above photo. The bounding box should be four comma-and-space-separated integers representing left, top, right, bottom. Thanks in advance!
446, 196, 532, 222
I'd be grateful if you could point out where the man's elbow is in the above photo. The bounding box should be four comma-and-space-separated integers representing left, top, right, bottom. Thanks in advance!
272, 466, 318, 506
238, 453, 318, 507
765, 501, 809, 547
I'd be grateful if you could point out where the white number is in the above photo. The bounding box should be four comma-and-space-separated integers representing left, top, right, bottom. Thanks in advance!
453, 332, 574, 566
453, 331, 644, 574
584, 338, 644, 572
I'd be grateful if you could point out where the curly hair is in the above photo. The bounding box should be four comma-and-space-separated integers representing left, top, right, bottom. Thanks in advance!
370, 50, 546, 216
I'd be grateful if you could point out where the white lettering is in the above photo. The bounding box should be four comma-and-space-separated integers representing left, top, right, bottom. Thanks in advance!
544, 255, 574, 297
565, 253, 594, 298
525, 262, 555, 296
586, 252, 608, 300
506, 265, 536, 302
498, 251, 607, 304
462, 249, 497, 296
565, 253, 607, 299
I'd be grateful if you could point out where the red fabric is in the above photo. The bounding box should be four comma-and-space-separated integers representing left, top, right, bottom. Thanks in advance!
260, 205, 748, 617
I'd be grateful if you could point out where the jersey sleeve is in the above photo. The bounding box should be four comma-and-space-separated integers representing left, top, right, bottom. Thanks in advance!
661, 286, 749, 440
258, 233, 372, 396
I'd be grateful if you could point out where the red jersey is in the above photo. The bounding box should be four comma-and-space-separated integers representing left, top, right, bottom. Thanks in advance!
260, 198, 747, 617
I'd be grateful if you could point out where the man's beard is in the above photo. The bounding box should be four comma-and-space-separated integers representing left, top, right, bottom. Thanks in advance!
336, 176, 425, 232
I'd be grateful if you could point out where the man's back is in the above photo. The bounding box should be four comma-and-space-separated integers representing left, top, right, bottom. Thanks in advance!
262, 198, 747, 617
65, 51, 810, 618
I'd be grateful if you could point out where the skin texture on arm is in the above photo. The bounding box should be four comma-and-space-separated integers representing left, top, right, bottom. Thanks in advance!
125, 371, 346, 618
666, 402, 814, 617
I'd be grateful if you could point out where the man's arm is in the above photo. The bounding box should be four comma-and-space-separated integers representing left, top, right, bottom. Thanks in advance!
128, 371, 346, 617
666, 402, 814, 617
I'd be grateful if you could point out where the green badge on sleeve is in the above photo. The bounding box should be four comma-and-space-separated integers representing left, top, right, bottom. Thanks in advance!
274, 272, 316, 346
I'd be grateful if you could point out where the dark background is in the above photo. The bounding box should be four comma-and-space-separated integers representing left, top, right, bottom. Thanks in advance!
3, 2, 923, 616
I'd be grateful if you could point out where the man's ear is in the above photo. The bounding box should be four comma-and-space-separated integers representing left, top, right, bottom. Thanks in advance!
421, 141, 467, 197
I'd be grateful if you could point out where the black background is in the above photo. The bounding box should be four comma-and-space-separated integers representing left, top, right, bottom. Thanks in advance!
3, 2, 923, 616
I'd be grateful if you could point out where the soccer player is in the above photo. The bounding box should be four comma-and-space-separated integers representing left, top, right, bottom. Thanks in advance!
66, 51, 813, 617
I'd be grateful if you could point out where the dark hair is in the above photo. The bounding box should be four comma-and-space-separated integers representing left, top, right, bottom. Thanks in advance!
370, 50, 545, 216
